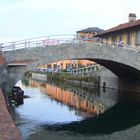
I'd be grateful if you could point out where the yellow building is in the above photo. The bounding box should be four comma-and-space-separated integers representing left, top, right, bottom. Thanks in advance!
95, 13, 140, 48
42, 59, 95, 71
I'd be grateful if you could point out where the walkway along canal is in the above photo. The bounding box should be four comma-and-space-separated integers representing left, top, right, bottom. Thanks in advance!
0, 89, 21, 140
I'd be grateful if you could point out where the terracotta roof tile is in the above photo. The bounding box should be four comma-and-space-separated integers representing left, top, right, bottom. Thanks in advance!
96, 19, 140, 36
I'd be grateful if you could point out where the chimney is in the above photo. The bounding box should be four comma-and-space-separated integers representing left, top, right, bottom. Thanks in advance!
129, 13, 136, 22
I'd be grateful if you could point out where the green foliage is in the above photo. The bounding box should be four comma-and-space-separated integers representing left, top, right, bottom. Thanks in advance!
47, 72, 98, 84
23, 71, 99, 87
24, 71, 32, 77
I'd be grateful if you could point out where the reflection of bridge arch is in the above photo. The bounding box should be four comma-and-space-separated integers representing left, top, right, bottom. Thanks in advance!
49, 101, 140, 135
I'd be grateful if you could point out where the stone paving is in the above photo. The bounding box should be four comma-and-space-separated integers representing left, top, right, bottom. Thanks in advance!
0, 89, 21, 140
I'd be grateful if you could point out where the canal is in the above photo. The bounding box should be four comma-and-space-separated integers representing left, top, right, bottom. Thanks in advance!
10, 75, 140, 140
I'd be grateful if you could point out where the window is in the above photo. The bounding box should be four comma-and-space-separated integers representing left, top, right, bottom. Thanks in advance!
119, 35, 122, 42
66, 63, 70, 68
127, 32, 131, 46
53, 64, 57, 69
47, 64, 51, 68
112, 36, 116, 43
136, 31, 140, 46
78, 64, 82, 68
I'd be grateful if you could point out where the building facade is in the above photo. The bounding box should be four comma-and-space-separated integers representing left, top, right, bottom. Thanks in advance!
76, 27, 104, 43
42, 60, 96, 71
95, 13, 140, 48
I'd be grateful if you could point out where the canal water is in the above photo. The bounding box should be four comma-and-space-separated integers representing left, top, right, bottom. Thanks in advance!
10, 76, 140, 140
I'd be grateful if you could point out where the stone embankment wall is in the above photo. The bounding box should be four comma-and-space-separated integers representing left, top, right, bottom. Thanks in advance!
98, 68, 118, 89
44, 67, 118, 90
0, 52, 21, 140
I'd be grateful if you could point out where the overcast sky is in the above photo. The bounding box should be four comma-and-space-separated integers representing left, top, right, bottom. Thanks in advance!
0, 0, 140, 42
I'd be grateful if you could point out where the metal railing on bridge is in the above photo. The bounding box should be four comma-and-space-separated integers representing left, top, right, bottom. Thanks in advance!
0, 34, 77, 52
0, 34, 140, 53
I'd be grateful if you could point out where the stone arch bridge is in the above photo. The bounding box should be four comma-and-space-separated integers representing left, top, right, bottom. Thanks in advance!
1, 35, 140, 91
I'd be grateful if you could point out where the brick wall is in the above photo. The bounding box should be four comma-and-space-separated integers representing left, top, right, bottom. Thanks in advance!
0, 52, 6, 64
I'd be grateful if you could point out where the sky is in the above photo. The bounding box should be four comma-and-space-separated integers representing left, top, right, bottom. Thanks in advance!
0, 0, 140, 42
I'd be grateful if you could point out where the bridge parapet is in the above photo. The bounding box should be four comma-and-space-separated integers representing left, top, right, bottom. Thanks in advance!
0, 35, 76, 52
1, 34, 140, 53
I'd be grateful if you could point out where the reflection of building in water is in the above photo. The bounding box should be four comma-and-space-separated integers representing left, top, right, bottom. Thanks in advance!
28, 79, 105, 115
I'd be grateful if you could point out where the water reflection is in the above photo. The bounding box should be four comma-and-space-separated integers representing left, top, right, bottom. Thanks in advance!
13, 75, 130, 139
28, 79, 107, 116
10, 76, 140, 140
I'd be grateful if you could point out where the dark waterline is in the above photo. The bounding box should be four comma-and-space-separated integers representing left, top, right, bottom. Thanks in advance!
10, 77, 140, 140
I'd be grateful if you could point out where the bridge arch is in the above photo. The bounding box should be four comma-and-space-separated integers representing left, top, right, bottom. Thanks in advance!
89, 59, 140, 80
4, 43, 140, 81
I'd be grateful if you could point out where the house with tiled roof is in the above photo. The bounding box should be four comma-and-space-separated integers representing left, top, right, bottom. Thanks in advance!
76, 27, 104, 43
95, 13, 140, 47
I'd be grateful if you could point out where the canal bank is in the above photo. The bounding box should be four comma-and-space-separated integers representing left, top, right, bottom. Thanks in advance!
31, 67, 118, 90
0, 89, 21, 140
43, 68, 140, 94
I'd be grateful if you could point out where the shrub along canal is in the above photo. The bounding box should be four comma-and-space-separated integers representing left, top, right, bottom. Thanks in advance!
9, 74, 140, 140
